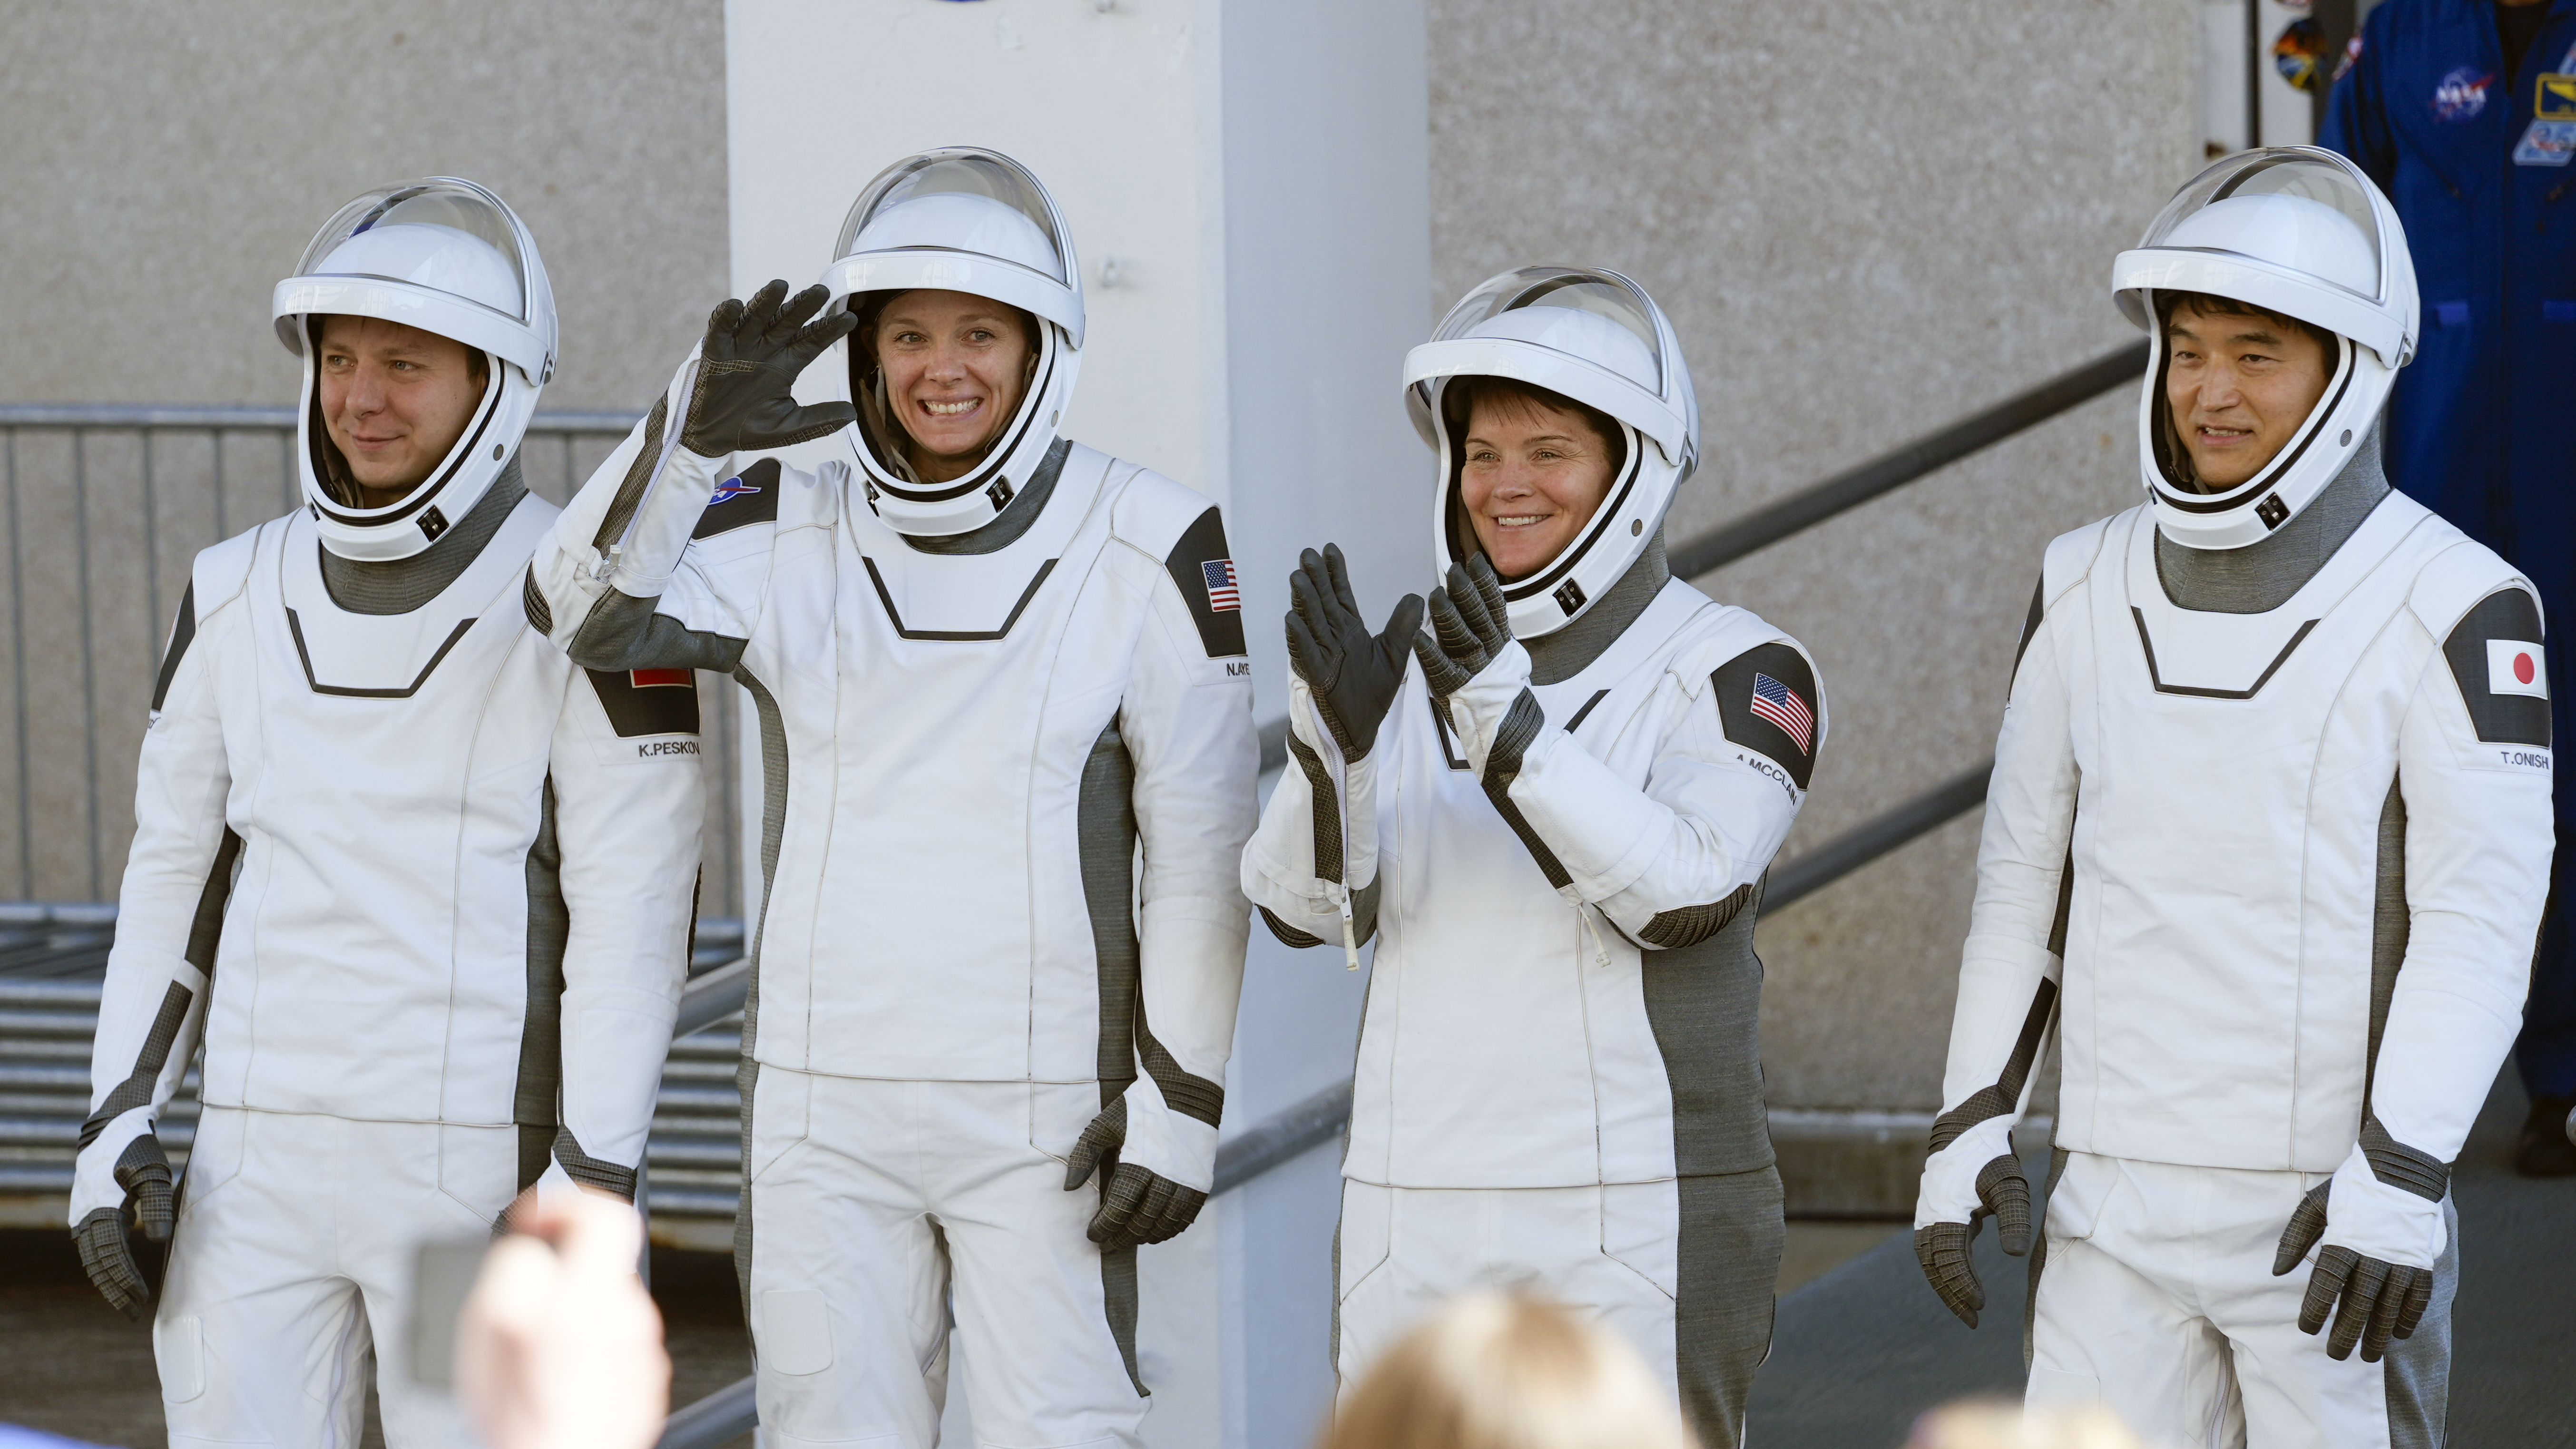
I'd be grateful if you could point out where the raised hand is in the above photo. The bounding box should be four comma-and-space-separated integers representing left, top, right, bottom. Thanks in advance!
1285, 544, 1424, 761
680, 280, 860, 459
1412, 553, 1514, 699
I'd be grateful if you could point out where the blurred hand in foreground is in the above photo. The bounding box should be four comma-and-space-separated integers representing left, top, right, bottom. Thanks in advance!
1906, 1398, 2147, 1449
456, 1189, 669, 1449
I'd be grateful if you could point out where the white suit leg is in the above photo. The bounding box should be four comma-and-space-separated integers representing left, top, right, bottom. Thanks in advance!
157, 1111, 511, 1449
2031, 1154, 2442, 1449
743, 1070, 950, 1449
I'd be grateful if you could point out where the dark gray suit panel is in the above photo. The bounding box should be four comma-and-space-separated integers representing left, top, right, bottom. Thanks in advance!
1646, 878, 1780, 1449
2153, 426, 2391, 616
1642, 878, 1775, 1177
568, 589, 748, 676
732, 667, 791, 1319
322, 458, 528, 616
515, 777, 568, 1193
1076, 718, 1150, 1395
1676, 1165, 1785, 1449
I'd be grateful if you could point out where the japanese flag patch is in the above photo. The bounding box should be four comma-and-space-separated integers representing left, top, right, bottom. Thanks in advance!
2488, 639, 2548, 698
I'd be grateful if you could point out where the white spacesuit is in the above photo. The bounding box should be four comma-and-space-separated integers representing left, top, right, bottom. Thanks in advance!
69, 180, 705, 1448
1241, 267, 1822, 1449
527, 149, 1256, 1449
1914, 149, 2551, 1448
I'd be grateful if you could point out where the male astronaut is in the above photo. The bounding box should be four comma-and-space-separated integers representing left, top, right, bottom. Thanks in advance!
1241, 267, 1821, 1449
1913, 148, 2550, 1446
69, 179, 705, 1447
526, 148, 1256, 1448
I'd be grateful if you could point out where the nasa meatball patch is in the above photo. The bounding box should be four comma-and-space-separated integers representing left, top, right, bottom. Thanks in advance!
2442, 588, 2551, 758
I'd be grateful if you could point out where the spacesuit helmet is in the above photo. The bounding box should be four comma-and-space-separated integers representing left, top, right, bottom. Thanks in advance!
1403, 266, 1697, 638
2112, 147, 2418, 551
272, 178, 555, 562
819, 147, 1083, 538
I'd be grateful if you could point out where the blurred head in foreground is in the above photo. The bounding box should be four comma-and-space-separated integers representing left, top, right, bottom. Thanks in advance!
1319, 1292, 1692, 1449
1906, 1399, 2148, 1449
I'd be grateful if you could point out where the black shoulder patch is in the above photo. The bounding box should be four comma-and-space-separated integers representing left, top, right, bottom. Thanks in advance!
2009, 575, 2045, 689
151, 582, 197, 713
691, 458, 783, 540
585, 667, 702, 738
1712, 640, 1820, 790
2441, 588, 2551, 746
1162, 506, 1246, 659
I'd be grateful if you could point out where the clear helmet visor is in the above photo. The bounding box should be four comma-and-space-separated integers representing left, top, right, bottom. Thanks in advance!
834, 149, 1071, 288
295, 181, 536, 327
2114, 148, 2411, 363
2135, 152, 2384, 299
1427, 269, 1665, 394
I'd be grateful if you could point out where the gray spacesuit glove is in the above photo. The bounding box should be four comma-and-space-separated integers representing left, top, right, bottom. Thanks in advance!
1412, 555, 1541, 781
678, 279, 859, 459
72, 1135, 176, 1319
2271, 1125, 2448, 1363
1062, 1097, 1210, 1250
1285, 544, 1424, 762
1912, 1155, 2033, 1329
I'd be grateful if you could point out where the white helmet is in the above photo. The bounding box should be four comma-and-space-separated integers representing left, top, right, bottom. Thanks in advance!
2112, 147, 2417, 550
1403, 266, 1698, 638
818, 148, 1082, 537
271, 178, 554, 561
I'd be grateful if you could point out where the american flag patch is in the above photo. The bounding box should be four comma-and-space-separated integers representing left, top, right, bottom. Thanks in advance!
1200, 559, 1241, 612
1749, 672, 1813, 754
630, 669, 692, 689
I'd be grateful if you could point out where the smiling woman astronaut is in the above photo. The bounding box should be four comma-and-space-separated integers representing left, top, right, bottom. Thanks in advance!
1241, 266, 1826, 1449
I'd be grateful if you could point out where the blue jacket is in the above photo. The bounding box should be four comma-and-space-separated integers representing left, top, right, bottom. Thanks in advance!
2322, 0, 2576, 645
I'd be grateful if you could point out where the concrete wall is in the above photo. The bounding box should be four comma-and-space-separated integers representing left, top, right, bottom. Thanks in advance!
0, 0, 727, 411
1425, 0, 2200, 1114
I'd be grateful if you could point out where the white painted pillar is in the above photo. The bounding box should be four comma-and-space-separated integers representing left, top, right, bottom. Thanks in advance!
722, 2, 1428, 1445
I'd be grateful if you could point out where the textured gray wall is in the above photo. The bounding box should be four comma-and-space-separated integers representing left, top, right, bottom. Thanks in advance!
0, 0, 729, 906
1427, 0, 2199, 1111
0, 0, 727, 410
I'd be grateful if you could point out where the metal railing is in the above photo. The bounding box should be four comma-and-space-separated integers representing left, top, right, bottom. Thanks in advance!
0, 404, 744, 921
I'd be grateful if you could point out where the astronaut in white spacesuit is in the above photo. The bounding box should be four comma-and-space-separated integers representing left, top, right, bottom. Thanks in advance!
70, 179, 705, 1447
1914, 148, 2552, 1448
1240, 266, 1823, 1449
526, 148, 1256, 1448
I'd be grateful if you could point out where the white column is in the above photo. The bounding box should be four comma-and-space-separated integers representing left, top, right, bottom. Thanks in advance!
722, 2, 1428, 1445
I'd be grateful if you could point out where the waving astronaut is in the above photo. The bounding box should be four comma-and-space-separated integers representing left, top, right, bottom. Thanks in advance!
526, 148, 1256, 1448
69, 180, 704, 1446
1241, 267, 1822, 1449
1912, 148, 2552, 1446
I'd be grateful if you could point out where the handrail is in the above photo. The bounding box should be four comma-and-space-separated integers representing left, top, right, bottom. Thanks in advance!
1666, 341, 2149, 578
1763, 761, 1995, 912
0, 403, 646, 431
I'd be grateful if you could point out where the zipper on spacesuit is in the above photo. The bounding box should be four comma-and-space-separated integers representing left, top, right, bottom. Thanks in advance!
1578, 903, 1613, 969
595, 541, 623, 582
1336, 884, 1360, 971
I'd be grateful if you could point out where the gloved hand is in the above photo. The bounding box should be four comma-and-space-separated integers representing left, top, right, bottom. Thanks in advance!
2272, 1128, 2448, 1363
1063, 1089, 1213, 1251
1285, 544, 1424, 762
1411, 555, 1539, 779
1912, 1153, 2033, 1329
72, 1134, 176, 1319
679, 280, 859, 459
